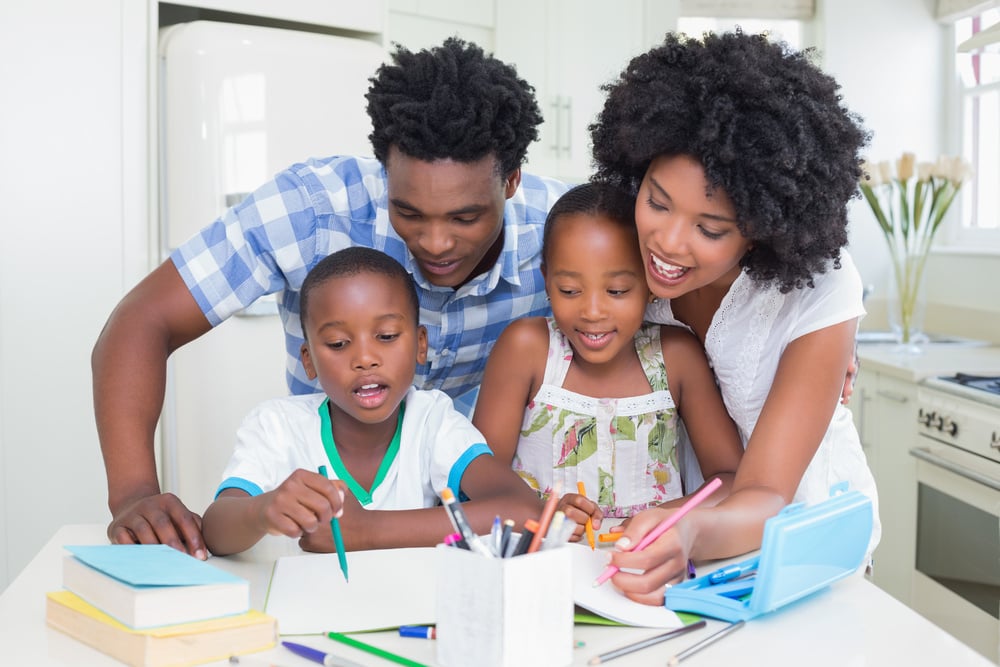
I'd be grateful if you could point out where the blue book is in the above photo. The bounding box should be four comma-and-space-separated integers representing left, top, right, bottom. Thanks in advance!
62, 545, 249, 629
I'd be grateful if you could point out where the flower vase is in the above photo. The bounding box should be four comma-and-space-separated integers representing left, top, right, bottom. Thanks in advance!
887, 250, 929, 353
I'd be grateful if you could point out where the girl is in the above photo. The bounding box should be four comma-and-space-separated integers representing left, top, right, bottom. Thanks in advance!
474, 182, 743, 538
589, 31, 881, 604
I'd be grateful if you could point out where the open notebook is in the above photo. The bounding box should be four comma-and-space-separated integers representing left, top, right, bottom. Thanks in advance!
265, 543, 682, 634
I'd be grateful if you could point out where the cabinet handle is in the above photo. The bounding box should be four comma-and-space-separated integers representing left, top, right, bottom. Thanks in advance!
876, 389, 909, 403
550, 96, 562, 154
560, 97, 572, 157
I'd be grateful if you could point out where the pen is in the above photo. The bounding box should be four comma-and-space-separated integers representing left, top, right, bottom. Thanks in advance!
439, 487, 493, 557
594, 477, 722, 587
578, 481, 596, 550
528, 481, 562, 553
490, 515, 502, 556
317, 465, 349, 582
399, 625, 436, 639
281, 640, 365, 667
587, 620, 707, 665
707, 556, 760, 585
666, 620, 746, 666
327, 631, 429, 667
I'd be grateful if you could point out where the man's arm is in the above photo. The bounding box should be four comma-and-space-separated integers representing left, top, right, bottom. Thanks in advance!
92, 260, 214, 556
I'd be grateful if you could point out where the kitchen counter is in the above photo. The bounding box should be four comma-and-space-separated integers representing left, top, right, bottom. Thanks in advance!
1, 525, 992, 666
858, 341, 1000, 383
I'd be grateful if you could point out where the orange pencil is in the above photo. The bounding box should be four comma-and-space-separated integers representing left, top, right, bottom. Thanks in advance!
577, 481, 596, 550
598, 533, 623, 543
528, 481, 562, 553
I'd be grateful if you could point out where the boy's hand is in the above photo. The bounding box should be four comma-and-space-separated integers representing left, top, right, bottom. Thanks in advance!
556, 492, 603, 541
108, 492, 206, 559
257, 469, 345, 539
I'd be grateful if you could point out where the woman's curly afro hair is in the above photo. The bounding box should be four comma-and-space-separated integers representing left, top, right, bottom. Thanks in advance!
591, 31, 870, 292
366, 37, 542, 177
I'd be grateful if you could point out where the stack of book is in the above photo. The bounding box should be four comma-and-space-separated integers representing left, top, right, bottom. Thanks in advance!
46, 544, 277, 667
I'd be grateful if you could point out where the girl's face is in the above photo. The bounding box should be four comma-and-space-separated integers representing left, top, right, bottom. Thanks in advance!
543, 212, 650, 368
635, 154, 752, 299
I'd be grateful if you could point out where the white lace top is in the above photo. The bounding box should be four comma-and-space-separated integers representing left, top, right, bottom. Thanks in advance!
645, 250, 880, 552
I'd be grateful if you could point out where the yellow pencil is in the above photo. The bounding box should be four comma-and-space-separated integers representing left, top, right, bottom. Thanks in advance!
578, 481, 596, 550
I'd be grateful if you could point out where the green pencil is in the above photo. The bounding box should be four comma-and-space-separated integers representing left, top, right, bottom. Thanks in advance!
327, 631, 428, 667
318, 465, 349, 582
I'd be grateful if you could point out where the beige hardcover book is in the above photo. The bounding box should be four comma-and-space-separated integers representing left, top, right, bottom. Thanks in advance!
46, 591, 277, 667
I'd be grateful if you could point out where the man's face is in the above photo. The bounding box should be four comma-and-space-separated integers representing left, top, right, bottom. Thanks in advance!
385, 146, 520, 288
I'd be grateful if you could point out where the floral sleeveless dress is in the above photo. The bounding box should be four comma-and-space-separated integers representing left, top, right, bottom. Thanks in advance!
512, 318, 682, 518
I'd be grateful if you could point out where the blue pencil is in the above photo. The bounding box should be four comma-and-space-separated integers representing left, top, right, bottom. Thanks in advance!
318, 465, 349, 582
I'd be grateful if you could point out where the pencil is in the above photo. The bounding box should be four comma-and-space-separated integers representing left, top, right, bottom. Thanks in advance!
318, 465, 350, 582
587, 620, 706, 665
528, 481, 562, 553
593, 477, 722, 587
327, 631, 429, 667
666, 620, 745, 666
577, 481, 596, 550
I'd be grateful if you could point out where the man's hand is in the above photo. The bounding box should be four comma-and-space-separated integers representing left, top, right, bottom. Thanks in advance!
108, 493, 206, 560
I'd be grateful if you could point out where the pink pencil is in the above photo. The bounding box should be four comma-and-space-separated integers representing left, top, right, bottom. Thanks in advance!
593, 477, 723, 587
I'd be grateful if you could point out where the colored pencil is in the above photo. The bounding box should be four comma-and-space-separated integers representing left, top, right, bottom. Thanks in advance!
593, 477, 722, 587
318, 466, 349, 582
528, 481, 562, 553
666, 620, 746, 666
327, 631, 428, 667
586, 620, 707, 665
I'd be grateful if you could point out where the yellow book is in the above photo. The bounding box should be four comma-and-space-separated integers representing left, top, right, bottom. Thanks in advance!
45, 591, 277, 667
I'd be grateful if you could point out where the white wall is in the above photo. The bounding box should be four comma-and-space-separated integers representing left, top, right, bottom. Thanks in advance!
0, 0, 150, 589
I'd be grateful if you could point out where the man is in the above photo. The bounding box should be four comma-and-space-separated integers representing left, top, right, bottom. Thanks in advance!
92, 37, 568, 558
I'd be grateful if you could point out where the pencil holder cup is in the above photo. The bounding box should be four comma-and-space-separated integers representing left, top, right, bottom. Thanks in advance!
435, 539, 573, 667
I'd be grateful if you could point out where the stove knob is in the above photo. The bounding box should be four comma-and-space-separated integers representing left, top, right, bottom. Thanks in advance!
917, 409, 936, 427
942, 419, 958, 437
993, 432, 1000, 450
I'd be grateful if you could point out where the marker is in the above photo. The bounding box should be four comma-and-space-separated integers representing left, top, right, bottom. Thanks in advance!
499, 519, 514, 556
317, 466, 349, 582
327, 631, 429, 667
443, 532, 469, 550
707, 556, 759, 585
439, 487, 493, 557
586, 620, 707, 665
489, 515, 502, 556
281, 640, 365, 667
598, 532, 623, 543
666, 620, 746, 666
511, 519, 539, 556
593, 477, 722, 587
577, 481, 596, 550
399, 625, 436, 639
541, 510, 566, 550
528, 481, 562, 553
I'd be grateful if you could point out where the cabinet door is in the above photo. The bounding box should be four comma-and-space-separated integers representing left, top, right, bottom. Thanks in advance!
495, 0, 644, 182
869, 373, 918, 606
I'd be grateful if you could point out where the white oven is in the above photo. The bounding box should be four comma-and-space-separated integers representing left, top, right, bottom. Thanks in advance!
910, 376, 1000, 663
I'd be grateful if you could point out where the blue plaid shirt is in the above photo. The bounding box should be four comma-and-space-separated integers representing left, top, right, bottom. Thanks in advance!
171, 155, 568, 398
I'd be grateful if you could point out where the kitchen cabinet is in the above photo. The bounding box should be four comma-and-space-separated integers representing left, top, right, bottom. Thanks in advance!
853, 367, 918, 606
494, 0, 649, 183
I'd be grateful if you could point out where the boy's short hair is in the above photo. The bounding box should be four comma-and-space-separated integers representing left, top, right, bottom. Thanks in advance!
299, 248, 420, 337
590, 31, 870, 292
542, 181, 638, 265
366, 37, 542, 176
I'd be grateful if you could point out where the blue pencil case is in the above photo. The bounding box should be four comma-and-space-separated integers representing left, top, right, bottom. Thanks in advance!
664, 482, 873, 623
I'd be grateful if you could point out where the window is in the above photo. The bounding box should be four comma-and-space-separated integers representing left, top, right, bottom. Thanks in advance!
954, 8, 1000, 245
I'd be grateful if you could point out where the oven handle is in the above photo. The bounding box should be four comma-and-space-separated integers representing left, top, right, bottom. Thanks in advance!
909, 447, 1000, 491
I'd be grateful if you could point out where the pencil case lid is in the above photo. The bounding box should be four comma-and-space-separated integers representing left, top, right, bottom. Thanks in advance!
664, 482, 873, 622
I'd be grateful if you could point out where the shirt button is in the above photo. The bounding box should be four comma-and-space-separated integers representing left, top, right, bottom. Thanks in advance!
440, 349, 450, 356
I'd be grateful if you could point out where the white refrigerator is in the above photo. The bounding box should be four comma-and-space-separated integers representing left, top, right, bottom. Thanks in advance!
158, 21, 385, 514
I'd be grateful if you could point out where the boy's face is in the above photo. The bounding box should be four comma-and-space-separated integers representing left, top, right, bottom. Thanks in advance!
385, 146, 520, 289
300, 272, 428, 427
543, 213, 650, 369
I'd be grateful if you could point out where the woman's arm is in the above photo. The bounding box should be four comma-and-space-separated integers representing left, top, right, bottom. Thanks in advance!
609, 318, 859, 604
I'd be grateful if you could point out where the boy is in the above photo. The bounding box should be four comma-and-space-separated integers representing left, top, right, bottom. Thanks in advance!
201, 248, 543, 555
93, 37, 568, 556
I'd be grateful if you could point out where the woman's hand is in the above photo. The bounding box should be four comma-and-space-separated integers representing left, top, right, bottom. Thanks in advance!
606, 507, 696, 606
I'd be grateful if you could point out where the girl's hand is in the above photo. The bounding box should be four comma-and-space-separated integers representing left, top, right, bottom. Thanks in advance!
257, 469, 345, 539
556, 492, 603, 541
607, 507, 694, 606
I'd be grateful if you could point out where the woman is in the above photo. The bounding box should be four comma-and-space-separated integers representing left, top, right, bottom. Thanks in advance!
591, 30, 880, 605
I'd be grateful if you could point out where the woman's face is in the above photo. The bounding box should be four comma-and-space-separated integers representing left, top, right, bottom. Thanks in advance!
635, 154, 752, 299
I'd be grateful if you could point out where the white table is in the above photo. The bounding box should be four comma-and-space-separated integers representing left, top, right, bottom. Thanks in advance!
1, 524, 991, 666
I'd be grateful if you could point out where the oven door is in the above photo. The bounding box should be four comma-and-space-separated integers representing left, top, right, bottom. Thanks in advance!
909, 440, 1000, 662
